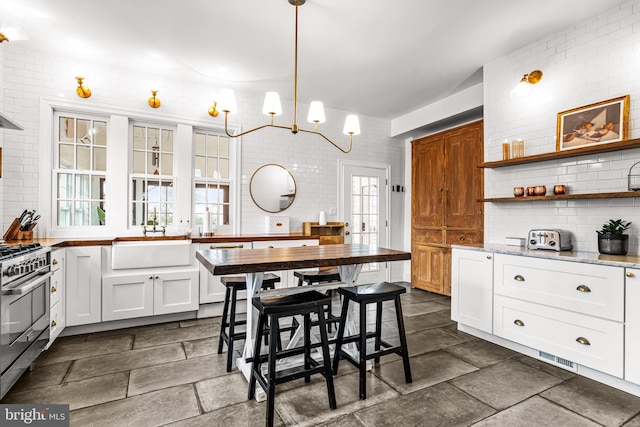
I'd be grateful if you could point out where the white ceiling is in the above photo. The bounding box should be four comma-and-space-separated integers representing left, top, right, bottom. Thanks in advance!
0, 0, 624, 120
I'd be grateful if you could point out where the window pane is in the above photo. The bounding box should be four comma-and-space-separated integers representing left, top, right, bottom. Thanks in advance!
195, 156, 205, 178
94, 147, 106, 171
92, 201, 103, 226
207, 158, 217, 178
194, 133, 206, 155
133, 151, 146, 174
91, 176, 103, 200
74, 201, 89, 226
75, 175, 90, 199
132, 201, 144, 226
219, 137, 229, 157
133, 126, 146, 149
58, 174, 73, 198
76, 145, 90, 170
161, 153, 173, 175
219, 159, 229, 179
58, 201, 72, 226
59, 144, 74, 169
162, 129, 173, 153
148, 128, 159, 150
59, 117, 74, 142
94, 121, 107, 146
207, 135, 218, 156
77, 119, 91, 144
147, 181, 161, 202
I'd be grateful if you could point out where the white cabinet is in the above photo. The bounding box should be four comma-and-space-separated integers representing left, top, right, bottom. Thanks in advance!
491, 254, 625, 378
66, 246, 103, 326
252, 239, 319, 287
451, 248, 493, 333
47, 248, 65, 348
625, 268, 640, 385
103, 270, 198, 321
199, 242, 251, 304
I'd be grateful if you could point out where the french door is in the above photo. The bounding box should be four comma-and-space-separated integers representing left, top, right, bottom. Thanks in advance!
339, 161, 390, 284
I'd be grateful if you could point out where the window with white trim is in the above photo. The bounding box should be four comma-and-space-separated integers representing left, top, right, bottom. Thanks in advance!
130, 124, 175, 227
193, 130, 231, 230
54, 113, 107, 227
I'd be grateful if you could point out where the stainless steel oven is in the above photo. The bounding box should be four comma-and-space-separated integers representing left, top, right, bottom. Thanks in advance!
0, 243, 51, 399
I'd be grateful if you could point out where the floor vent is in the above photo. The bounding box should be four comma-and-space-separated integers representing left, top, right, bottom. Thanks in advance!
538, 351, 578, 372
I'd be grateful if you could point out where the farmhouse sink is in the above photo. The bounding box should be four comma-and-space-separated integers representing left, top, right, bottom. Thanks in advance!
111, 239, 192, 270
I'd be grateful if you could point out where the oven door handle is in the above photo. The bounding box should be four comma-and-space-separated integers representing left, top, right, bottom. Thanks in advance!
2, 271, 52, 295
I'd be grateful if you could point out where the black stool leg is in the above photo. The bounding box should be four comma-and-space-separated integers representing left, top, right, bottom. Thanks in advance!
248, 311, 266, 400
316, 303, 337, 409
332, 297, 350, 374
358, 300, 368, 400
304, 313, 311, 383
226, 286, 240, 372
374, 301, 383, 365
218, 286, 231, 354
394, 295, 412, 384
266, 313, 278, 427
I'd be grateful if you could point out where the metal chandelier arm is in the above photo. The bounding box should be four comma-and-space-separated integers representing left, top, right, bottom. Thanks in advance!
297, 127, 354, 153
223, 112, 291, 138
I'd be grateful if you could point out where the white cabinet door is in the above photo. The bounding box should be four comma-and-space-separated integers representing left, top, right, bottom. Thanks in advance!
626, 268, 640, 385
66, 246, 103, 326
154, 270, 199, 315
451, 248, 493, 333
253, 239, 319, 287
199, 242, 251, 304
102, 274, 154, 321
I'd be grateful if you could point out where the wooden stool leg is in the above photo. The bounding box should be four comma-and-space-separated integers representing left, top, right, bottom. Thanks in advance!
374, 301, 383, 365
248, 311, 266, 400
218, 286, 231, 354
359, 301, 367, 400
316, 304, 337, 409
394, 295, 412, 384
332, 297, 350, 374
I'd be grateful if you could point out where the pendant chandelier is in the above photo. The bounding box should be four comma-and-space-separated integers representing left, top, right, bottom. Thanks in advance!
217, 0, 360, 153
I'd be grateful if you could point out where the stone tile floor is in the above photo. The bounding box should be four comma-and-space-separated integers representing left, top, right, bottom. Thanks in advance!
3, 284, 640, 426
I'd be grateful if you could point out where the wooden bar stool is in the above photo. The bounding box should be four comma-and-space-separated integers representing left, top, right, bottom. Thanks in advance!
332, 282, 412, 400
218, 273, 281, 372
294, 268, 342, 331
249, 290, 337, 427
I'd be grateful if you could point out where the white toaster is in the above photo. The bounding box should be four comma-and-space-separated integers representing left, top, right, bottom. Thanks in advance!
527, 229, 573, 251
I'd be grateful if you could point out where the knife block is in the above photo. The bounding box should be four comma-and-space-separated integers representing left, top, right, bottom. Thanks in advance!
2, 218, 34, 241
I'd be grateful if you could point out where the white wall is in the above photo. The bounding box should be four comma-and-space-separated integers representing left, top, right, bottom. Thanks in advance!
484, 0, 640, 254
0, 44, 405, 272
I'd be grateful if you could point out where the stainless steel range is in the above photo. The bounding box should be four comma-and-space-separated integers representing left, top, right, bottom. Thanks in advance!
0, 243, 51, 399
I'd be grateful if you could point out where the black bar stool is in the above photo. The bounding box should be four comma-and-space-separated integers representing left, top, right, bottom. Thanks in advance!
249, 290, 337, 427
218, 273, 281, 372
332, 282, 412, 400
294, 268, 342, 331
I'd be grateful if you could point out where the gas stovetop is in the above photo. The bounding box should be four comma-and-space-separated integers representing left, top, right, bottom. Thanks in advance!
0, 243, 44, 261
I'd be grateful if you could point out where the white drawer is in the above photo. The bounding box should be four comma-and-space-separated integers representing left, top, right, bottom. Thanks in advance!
494, 295, 623, 378
49, 301, 65, 344
494, 254, 624, 321
50, 268, 64, 307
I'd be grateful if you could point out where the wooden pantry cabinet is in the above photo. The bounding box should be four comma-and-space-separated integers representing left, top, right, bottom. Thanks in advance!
411, 120, 484, 295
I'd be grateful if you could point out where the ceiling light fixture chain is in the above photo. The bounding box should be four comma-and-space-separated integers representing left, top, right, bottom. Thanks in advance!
217, 0, 360, 153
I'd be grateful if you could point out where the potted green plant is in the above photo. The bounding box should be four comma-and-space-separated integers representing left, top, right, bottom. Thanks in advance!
597, 219, 631, 255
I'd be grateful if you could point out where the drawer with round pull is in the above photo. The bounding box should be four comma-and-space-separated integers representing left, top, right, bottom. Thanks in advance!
494, 295, 623, 378
445, 230, 482, 246
413, 230, 443, 245
494, 254, 624, 322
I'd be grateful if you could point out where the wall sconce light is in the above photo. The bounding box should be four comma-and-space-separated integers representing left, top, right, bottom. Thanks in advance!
0, 21, 29, 43
75, 77, 91, 98
510, 70, 543, 99
208, 101, 219, 117
148, 90, 161, 108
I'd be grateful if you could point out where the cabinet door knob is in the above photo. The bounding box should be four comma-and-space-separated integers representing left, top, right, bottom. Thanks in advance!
268, 245, 274, 249
149, 276, 154, 280
345, 231, 350, 236
52, 259, 58, 265
576, 285, 591, 293
514, 275, 525, 282
51, 286, 57, 293
627, 272, 635, 278
576, 337, 591, 346
486, 255, 492, 259
514, 319, 525, 327
458, 235, 465, 241
155, 275, 159, 280
51, 320, 57, 327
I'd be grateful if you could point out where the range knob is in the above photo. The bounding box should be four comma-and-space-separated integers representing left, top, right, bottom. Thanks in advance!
529, 239, 537, 245
549, 241, 556, 246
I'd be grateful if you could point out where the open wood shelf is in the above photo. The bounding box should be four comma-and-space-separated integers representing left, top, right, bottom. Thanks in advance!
481, 191, 640, 203
479, 138, 640, 168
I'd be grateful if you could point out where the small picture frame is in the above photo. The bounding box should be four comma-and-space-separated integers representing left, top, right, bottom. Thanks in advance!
556, 95, 629, 151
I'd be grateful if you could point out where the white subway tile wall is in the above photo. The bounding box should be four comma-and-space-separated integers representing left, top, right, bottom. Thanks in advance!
0, 45, 404, 242
484, 0, 640, 253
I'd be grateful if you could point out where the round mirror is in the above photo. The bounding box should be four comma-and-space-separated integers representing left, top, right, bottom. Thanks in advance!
250, 164, 296, 213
